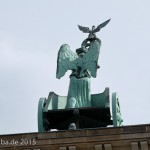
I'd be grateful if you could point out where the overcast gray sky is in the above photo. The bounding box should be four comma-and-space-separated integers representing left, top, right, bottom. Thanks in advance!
0, 0, 150, 134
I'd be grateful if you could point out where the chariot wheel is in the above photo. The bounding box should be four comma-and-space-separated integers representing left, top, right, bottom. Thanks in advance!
38, 98, 48, 132
112, 93, 123, 127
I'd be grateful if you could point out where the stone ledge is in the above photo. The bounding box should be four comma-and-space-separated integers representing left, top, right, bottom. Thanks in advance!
0, 124, 150, 150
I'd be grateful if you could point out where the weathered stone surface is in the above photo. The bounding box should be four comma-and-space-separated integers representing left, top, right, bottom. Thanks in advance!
0, 124, 150, 150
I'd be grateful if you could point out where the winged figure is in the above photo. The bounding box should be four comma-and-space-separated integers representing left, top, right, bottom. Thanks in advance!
78, 19, 110, 40
56, 39, 101, 79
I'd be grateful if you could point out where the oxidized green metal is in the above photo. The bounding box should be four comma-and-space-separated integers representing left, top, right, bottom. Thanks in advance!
38, 88, 112, 130
78, 19, 110, 40
56, 38, 101, 108
38, 20, 123, 132
112, 93, 123, 127
38, 98, 46, 132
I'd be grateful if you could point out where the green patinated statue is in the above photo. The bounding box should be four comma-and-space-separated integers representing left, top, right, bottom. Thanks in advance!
56, 19, 110, 108
78, 19, 110, 40
38, 19, 123, 132
57, 39, 100, 108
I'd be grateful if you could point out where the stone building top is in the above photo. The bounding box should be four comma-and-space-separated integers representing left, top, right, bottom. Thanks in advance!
0, 124, 150, 150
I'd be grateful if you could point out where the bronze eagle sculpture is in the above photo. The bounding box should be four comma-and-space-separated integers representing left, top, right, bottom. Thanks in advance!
78, 19, 111, 40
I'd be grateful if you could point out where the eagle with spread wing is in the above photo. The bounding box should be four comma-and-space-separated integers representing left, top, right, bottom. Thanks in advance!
78, 19, 111, 40
56, 39, 101, 79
